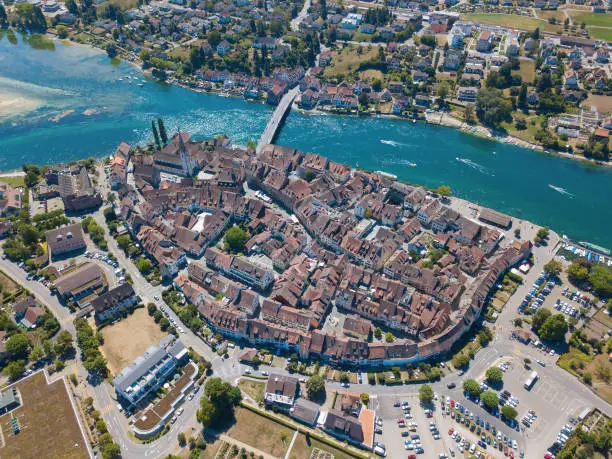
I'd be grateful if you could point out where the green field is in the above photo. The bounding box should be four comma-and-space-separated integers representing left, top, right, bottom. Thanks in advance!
462, 13, 547, 31
571, 12, 612, 27
588, 27, 612, 42
0, 175, 26, 188
324, 45, 380, 79
513, 59, 536, 84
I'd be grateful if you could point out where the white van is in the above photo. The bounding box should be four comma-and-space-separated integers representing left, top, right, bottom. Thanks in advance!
469, 444, 476, 454
374, 446, 386, 457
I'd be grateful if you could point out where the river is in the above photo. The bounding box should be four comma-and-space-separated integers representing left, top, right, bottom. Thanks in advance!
1, 34, 611, 249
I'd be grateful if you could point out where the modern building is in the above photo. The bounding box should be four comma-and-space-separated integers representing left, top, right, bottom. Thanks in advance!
113, 335, 188, 408
91, 284, 138, 323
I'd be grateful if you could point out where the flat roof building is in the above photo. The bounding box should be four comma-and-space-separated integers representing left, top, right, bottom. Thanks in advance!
113, 335, 188, 408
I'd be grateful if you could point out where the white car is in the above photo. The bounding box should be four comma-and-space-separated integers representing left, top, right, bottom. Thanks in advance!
154, 295, 160, 300
177, 407, 184, 416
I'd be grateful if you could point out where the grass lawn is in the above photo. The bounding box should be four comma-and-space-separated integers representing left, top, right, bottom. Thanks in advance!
558, 348, 612, 405
513, 59, 536, 84
570, 12, 612, 27
461, 13, 546, 31
359, 69, 384, 81
100, 308, 167, 375
0, 372, 89, 458
0, 175, 25, 188
237, 379, 265, 404
0, 269, 21, 294
537, 10, 566, 24
289, 433, 362, 459
227, 407, 291, 457
99, 0, 138, 9
585, 94, 612, 113
324, 45, 380, 79
588, 27, 612, 42
501, 113, 546, 144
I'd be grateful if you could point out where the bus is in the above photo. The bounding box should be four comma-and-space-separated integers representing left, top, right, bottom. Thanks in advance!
524, 370, 538, 390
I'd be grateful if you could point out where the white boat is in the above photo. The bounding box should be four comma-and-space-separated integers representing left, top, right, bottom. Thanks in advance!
138, 83, 144, 87
118, 78, 123, 81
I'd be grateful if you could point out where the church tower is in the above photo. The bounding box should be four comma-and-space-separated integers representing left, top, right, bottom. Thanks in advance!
178, 131, 193, 177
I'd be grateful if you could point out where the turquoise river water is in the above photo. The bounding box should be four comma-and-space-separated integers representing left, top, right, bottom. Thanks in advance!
1, 35, 611, 249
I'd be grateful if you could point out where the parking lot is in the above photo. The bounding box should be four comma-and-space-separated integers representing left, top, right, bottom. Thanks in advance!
373, 394, 447, 458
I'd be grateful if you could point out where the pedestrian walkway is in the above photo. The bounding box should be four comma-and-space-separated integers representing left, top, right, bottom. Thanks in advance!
284, 430, 299, 459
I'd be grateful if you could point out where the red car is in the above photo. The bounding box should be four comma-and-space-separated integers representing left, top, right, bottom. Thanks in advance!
510, 452, 515, 458
397, 418, 405, 424
504, 445, 509, 456
448, 427, 454, 435
450, 400, 455, 407
408, 455, 417, 459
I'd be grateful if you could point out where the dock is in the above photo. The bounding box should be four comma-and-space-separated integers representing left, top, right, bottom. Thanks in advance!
256, 87, 299, 154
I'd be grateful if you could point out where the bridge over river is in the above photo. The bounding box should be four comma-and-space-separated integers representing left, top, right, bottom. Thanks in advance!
256, 87, 300, 154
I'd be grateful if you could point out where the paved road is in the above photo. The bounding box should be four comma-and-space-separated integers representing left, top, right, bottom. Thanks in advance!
290, 0, 311, 32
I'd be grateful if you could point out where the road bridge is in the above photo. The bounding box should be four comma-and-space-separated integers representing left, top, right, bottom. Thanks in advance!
256, 87, 299, 154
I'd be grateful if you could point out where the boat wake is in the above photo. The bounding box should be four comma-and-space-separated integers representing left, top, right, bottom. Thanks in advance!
548, 184, 574, 197
380, 139, 408, 148
455, 157, 494, 176
381, 158, 417, 167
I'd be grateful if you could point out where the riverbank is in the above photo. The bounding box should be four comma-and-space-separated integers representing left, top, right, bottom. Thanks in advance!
425, 111, 612, 168
50, 32, 610, 168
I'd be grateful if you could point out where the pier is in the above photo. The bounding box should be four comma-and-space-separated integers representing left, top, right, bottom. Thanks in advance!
256, 87, 299, 154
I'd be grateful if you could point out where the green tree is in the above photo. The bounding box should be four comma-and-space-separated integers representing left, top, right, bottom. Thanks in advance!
0, 4, 7, 25
419, 384, 434, 404
6, 333, 32, 359
29, 345, 45, 362
56, 25, 69, 38
138, 257, 152, 274
543, 260, 563, 276
464, 103, 475, 124
532, 308, 551, 330
223, 225, 248, 253
374, 327, 382, 339
501, 405, 518, 420
485, 366, 504, 385
178, 432, 187, 446
589, 265, 612, 298
102, 443, 121, 459
202, 378, 241, 427
207, 30, 222, 48
539, 314, 568, 341
306, 374, 325, 400
480, 390, 499, 410
568, 262, 589, 283
65, 0, 78, 14
157, 118, 168, 145
152, 120, 161, 149
462, 379, 482, 397
452, 353, 470, 369
436, 185, 452, 197
4, 360, 25, 382
360, 393, 370, 405
197, 397, 216, 427
475, 87, 512, 128
385, 332, 394, 343
535, 227, 550, 243
55, 330, 74, 356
